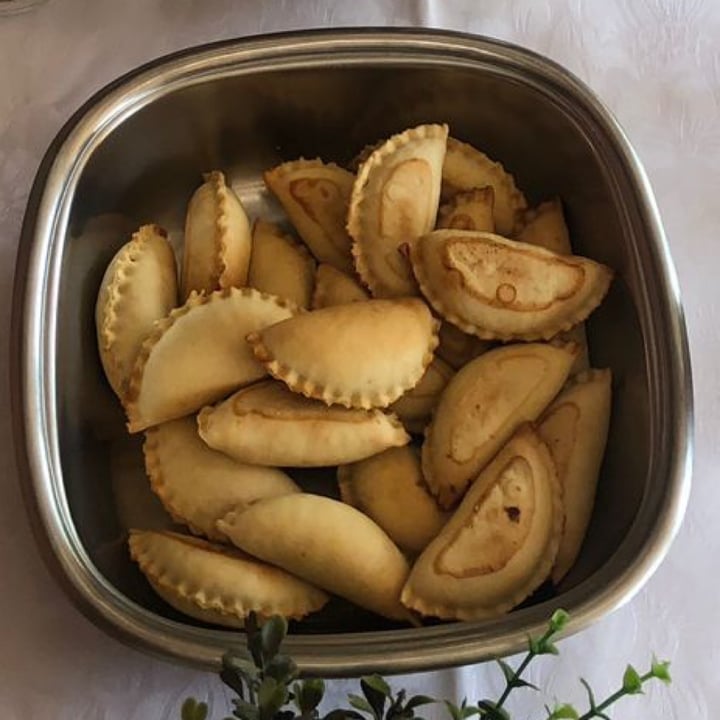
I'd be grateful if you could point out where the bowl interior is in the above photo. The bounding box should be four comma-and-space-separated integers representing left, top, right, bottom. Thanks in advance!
58, 62, 649, 634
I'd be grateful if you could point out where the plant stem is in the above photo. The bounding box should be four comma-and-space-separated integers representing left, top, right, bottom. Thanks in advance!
576, 671, 654, 720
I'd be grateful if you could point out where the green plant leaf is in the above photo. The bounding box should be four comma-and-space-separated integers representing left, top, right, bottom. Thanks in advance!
651, 657, 672, 685
232, 697, 260, 720
181, 698, 209, 720
294, 678, 326, 713
476, 700, 510, 720
549, 610, 570, 633
260, 616, 288, 664
444, 700, 462, 720
266, 654, 298, 684
360, 677, 388, 719
496, 659, 516, 685
579, 679, 596, 710
257, 677, 289, 720
622, 664, 643, 695
405, 696, 435, 711
325, 710, 366, 720
349, 694, 375, 715
246, 613, 264, 669
547, 703, 578, 719
362, 675, 392, 698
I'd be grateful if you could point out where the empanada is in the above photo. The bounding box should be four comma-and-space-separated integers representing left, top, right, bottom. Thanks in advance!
129, 530, 328, 627
441, 137, 526, 235
436, 321, 492, 370
198, 381, 409, 467
437, 186, 495, 232
389, 357, 454, 433
402, 426, 562, 620
410, 230, 613, 341
95, 224, 177, 397
182, 171, 252, 299
311, 264, 369, 309
348, 124, 448, 298
247, 298, 439, 409
264, 159, 355, 273
422, 342, 576, 508
124, 287, 296, 432
338, 447, 448, 555
217, 494, 411, 620
513, 198, 571, 256
537, 369, 612, 583
248, 220, 315, 308
145, 417, 300, 540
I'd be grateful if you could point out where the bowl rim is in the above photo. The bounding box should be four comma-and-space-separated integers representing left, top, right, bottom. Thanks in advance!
11, 27, 693, 676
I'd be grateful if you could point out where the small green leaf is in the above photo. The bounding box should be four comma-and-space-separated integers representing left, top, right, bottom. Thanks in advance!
579, 679, 596, 710
265, 654, 298, 683
349, 694, 375, 715
260, 616, 288, 664
475, 700, 510, 720
405, 696, 435, 711
362, 674, 392, 698
294, 678, 326, 713
257, 677, 289, 720
496, 659, 516, 684
529, 636, 541, 655
361, 677, 388, 719
547, 703, 579, 719
549, 609, 570, 633
181, 698, 209, 720
460, 706, 481, 718
223, 650, 259, 684
651, 657, 672, 685
622, 664, 644, 695
444, 700, 462, 720
539, 640, 560, 656
232, 697, 260, 720
246, 613, 264, 669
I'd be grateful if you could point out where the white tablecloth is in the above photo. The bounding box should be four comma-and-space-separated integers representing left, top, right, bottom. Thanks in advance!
1, 1, 714, 717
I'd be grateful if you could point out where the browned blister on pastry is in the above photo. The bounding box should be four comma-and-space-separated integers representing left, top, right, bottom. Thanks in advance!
218, 494, 411, 621
436, 321, 493, 370
441, 138, 527, 235
248, 220, 316, 308
437, 186, 495, 232
422, 342, 576, 508
198, 381, 409, 467
264, 159, 355, 273
338, 446, 448, 555
129, 529, 328, 627
410, 230, 613, 342
513, 198, 571, 256
95, 224, 177, 398
348, 124, 448, 298
402, 426, 563, 620
144, 417, 300, 541
182, 171, 252, 299
537, 369, 612, 584
247, 298, 439, 409
389, 357, 454, 433
123, 287, 296, 432
311, 263, 369, 309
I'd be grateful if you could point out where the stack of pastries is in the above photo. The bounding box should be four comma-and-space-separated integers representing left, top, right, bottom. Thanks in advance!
95, 124, 613, 628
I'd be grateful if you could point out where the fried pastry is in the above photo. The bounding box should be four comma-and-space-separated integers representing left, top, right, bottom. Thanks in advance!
217, 494, 411, 620
513, 198, 571, 256
144, 417, 300, 540
422, 342, 576, 508
402, 426, 562, 620
248, 220, 315, 308
95, 224, 177, 397
441, 137, 526, 235
338, 446, 448, 555
311, 264, 369, 309
264, 159, 355, 273
129, 530, 328, 627
436, 321, 493, 370
124, 287, 296, 432
436, 186, 495, 232
198, 381, 409, 467
537, 369, 612, 584
348, 124, 448, 298
248, 298, 439, 409
182, 171, 252, 299
410, 230, 613, 341
389, 357, 454, 433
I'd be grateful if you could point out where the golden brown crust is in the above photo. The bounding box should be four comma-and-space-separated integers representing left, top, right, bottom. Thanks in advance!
513, 198, 572, 256
436, 186, 495, 232
311, 264, 369, 309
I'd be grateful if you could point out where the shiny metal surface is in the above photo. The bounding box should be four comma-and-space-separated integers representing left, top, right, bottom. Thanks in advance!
12, 29, 692, 676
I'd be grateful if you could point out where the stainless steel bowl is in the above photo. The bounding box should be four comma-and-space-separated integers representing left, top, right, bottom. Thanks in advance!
11, 29, 692, 676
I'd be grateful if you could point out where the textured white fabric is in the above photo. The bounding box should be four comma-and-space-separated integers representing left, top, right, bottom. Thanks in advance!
0, 1, 715, 717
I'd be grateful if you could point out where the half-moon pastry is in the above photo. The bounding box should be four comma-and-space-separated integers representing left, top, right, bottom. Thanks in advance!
247, 298, 439, 409
264, 159, 355, 273
144, 417, 300, 540
410, 229, 613, 341
95, 224, 177, 397
217, 494, 411, 620
124, 287, 296, 432
441, 137, 527, 235
436, 186, 495, 232
537, 369, 612, 584
198, 381, 409, 467
128, 530, 328, 627
422, 342, 576, 508
513, 198, 571, 256
436, 321, 493, 370
338, 446, 448, 555
311, 263, 369, 309
348, 124, 448, 298
389, 357, 454, 433
248, 220, 316, 308
402, 425, 562, 620
182, 171, 252, 299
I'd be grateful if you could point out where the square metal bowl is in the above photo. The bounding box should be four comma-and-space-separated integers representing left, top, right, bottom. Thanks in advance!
11, 29, 692, 676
